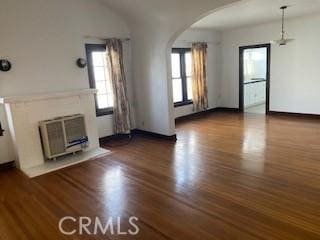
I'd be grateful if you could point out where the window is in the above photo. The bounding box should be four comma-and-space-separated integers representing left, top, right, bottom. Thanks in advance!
171, 48, 193, 107
86, 44, 113, 116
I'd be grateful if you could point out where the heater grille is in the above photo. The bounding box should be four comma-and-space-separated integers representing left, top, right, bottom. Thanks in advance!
65, 117, 86, 144
46, 121, 65, 156
40, 114, 88, 159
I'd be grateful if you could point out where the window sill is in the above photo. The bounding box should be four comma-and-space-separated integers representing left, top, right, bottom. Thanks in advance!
174, 101, 193, 108
96, 108, 114, 117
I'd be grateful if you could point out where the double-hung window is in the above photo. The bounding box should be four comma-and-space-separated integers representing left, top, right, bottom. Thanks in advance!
86, 44, 113, 116
171, 48, 193, 107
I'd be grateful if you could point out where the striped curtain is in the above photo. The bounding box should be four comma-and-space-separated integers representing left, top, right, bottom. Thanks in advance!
106, 39, 131, 134
191, 43, 208, 111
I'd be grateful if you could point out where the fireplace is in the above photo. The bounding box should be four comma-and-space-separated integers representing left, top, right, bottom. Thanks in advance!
0, 89, 109, 177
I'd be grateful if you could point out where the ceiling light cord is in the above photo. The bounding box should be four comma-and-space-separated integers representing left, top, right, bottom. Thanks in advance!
281, 6, 286, 40
271, 5, 293, 46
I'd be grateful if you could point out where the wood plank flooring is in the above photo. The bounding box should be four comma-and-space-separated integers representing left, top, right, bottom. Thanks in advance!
0, 112, 320, 239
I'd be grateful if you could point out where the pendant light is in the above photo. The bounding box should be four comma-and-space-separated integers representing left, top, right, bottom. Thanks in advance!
271, 6, 294, 46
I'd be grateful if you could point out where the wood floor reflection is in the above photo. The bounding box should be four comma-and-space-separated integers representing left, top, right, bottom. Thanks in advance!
1, 112, 320, 239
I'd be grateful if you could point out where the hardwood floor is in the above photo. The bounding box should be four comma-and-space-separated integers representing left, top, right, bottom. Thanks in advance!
1, 112, 320, 239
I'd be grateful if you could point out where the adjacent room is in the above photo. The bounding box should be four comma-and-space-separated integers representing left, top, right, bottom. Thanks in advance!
241, 45, 268, 114
1, 0, 320, 239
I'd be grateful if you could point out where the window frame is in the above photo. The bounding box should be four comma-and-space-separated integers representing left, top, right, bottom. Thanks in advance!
85, 44, 113, 117
172, 48, 193, 107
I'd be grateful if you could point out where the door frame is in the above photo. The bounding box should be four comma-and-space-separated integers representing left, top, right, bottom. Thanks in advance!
239, 43, 271, 114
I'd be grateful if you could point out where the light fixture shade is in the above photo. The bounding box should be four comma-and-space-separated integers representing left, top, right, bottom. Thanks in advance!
270, 38, 294, 46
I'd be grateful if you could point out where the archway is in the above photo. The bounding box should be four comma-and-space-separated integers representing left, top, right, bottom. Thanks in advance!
166, 1, 242, 133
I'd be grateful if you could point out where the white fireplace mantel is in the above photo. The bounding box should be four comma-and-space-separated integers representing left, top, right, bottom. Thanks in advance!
0, 89, 109, 177
0, 89, 98, 104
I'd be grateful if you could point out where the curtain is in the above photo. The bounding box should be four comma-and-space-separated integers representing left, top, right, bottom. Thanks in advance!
106, 39, 131, 134
191, 43, 208, 111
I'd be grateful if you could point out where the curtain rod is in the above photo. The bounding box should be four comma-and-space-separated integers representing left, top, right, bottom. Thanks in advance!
84, 35, 131, 42
175, 40, 221, 45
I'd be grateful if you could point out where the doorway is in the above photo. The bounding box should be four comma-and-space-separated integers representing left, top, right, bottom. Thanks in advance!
239, 44, 270, 114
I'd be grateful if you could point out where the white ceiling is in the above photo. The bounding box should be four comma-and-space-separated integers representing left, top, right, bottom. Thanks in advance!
192, 0, 320, 30
99, 0, 238, 24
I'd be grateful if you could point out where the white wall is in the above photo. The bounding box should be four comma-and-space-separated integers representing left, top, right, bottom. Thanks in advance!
221, 14, 320, 114
0, 0, 132, 163
173, 29, 222, 118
